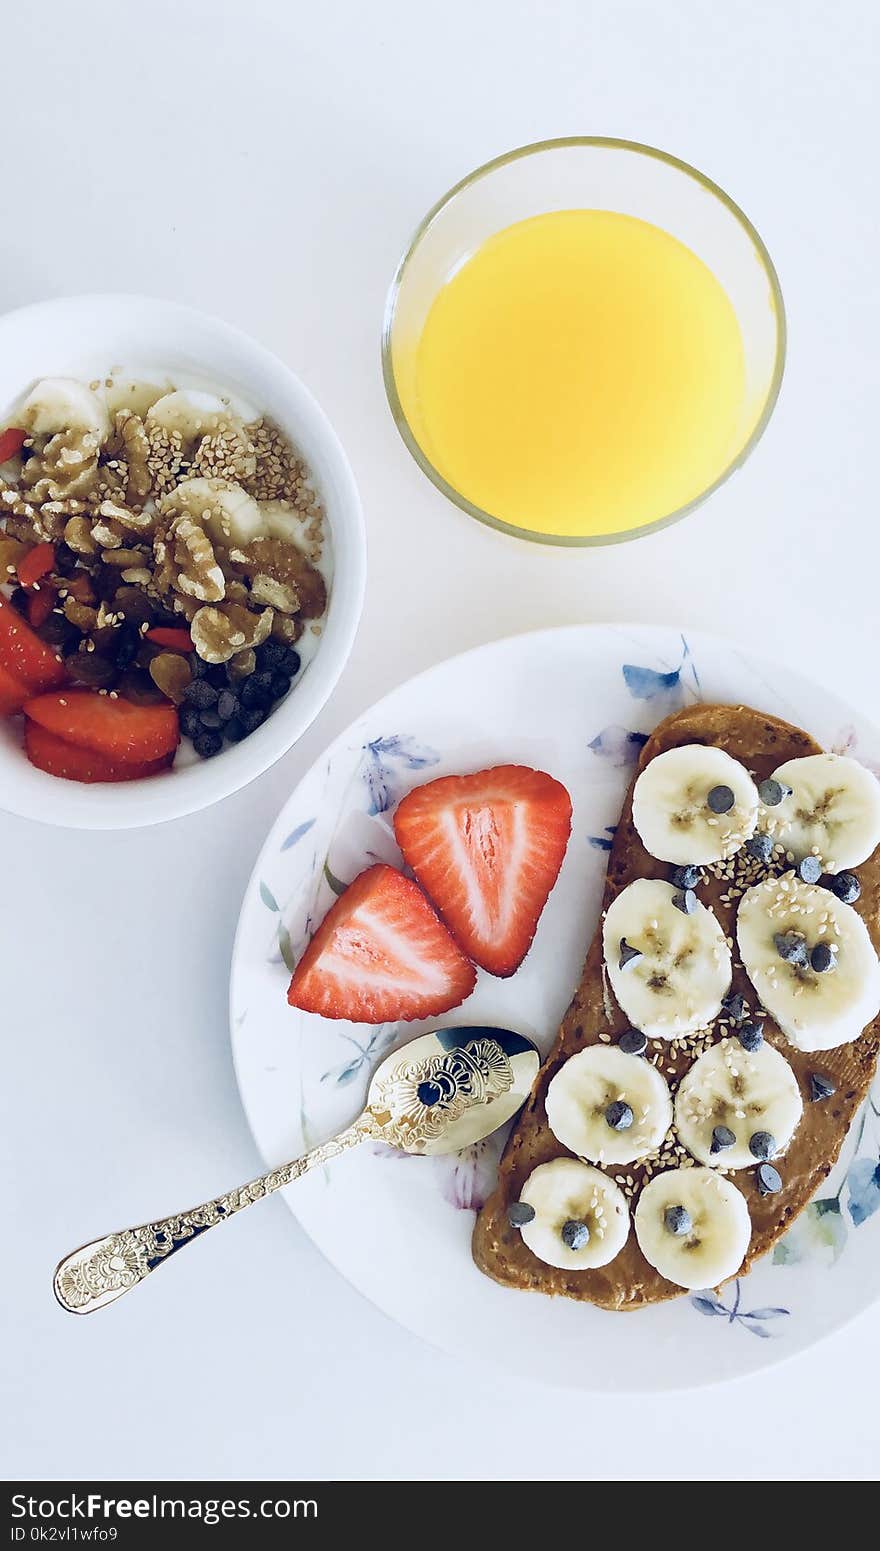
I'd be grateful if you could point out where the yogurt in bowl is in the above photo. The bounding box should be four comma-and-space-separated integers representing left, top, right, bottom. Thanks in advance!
0, 294, 365, 828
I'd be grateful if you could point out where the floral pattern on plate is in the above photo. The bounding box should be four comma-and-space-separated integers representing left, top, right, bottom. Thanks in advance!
231, 625, 880, 1390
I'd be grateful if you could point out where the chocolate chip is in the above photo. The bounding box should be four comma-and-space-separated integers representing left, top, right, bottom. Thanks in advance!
672, 888, 697, 915
774, 931, 808, 967
605, 1100, 634, 1131
809, 1073, 837, 1102
749, 1130, 777, 1161
710, 1125, 736, 1154
671, 865, 701, 890
745, 833, 774, 865
618, 938, 642, 970
737, 1021, 764, 1052
507, 1201, 535, 1228
722, 991, 746, 1022
756, 1163, 782, 1195
796, 855, 822, 885
561, 1219, 590, 1250
664, 1205, 692, 1236
707, 784, 735, 814
810, 942, 835, 974
618, 1028, 647, 1056
830, 871, 861, 905
758, 778, 792, 807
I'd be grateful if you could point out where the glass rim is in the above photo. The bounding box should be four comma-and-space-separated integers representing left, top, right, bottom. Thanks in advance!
381, 135, 787, 548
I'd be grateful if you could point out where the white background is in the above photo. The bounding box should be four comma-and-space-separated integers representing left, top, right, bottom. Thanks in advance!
2, 0, 878, 1483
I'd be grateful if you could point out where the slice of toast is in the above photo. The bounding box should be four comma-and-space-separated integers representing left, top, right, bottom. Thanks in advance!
472, 703, 880, 1309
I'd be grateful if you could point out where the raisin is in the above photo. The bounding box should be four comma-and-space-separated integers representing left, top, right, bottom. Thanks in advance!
179, 705, 203, 739
149, 652, 192, 705
117, 669, 166, 707
193, 730, 223, 759
66, 652, 118, 688
113, 623, 142, 670
183, 678, 218, 710
269, 672, 292, 701
240, 672, 273, 710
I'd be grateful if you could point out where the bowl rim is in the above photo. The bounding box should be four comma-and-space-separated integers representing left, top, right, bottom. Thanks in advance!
0, 292, 367, 830
382, 135, 787, 548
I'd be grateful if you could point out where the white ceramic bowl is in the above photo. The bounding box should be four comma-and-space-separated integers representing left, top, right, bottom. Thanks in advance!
0, 294, 366, 829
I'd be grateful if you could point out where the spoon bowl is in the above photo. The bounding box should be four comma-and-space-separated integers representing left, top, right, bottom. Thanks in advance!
54, 1025, 539, 1314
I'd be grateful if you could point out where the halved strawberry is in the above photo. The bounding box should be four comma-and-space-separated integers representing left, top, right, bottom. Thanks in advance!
23, 689, 180, 765
393, 765, 573, 977
287, 863, 476, 1022
24, 721, 173, 783
0, 660, 28, 716
0, 594, 66, 693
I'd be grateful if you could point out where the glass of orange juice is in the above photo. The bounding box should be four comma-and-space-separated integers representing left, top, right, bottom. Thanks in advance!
382, 138, 785, 546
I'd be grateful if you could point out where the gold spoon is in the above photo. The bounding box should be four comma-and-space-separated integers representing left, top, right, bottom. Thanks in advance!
54, 1025, 539, 1315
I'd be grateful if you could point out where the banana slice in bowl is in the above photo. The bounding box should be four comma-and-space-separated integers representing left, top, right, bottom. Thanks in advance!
737, 876, 880, 1051
759, 752, 880, 872
146, 389, 235, 446
20, 377, 111, 443
160, 476, 265, 548
634, 1166, 752, 1289
515, 1159, 630, 1270
602, 878, 732, 1039
674, 1039, 802, 1168
546, 1045, 673, 1165
631, 744, 759, 864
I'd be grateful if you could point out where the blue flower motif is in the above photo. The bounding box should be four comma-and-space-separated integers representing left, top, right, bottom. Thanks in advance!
622, 664, 683, 702
772, 1197, 848, 1266
622, 635, 701, 706
588, 726, 649, 767
320, 1026, 398, 1086
691, 1280, 789, 1338
847, 1158, 880, 1226
281, 818, 316, 852
588, 825, 618, 851
362, 735, 440, 814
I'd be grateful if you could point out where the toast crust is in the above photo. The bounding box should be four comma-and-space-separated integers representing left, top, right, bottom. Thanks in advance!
472, 703, 880, 1309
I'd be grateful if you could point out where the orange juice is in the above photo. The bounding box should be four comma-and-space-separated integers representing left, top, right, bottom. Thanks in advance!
398, 210, 752, 539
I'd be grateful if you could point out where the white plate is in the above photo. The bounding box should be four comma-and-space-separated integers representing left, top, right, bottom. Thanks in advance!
231, 625, 880, 1390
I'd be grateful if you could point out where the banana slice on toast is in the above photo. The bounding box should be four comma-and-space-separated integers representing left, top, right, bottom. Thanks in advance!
602, 878, 731, 1039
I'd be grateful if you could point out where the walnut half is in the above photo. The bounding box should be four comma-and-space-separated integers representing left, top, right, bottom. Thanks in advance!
190, 601, 273, 664
154, 514, 226, 604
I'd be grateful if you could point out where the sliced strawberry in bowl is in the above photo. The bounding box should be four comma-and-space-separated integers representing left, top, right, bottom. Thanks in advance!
393, 765, 573, 977
24, 722, 174, 784
0, 660, 28, 716
287, 863, 476, 1023
23, 689, 180, 765
0, 594, 67, 694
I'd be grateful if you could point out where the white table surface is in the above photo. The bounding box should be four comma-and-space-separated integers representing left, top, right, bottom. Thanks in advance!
2, 0, 878, 1484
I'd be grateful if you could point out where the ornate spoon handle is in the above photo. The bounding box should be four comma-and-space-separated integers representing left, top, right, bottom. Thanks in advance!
54, 1115, 376, 1315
